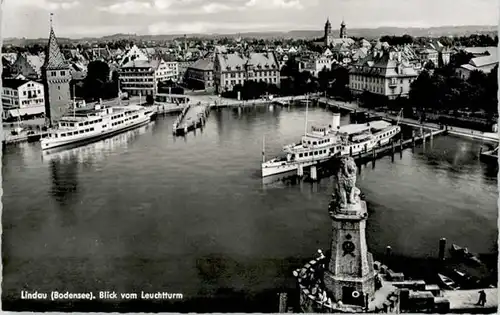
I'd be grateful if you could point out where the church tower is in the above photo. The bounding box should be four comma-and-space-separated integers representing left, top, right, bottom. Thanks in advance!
340, 19, 347, 39
324, 18, 332, 47
323, 157, 376, 307
42, 14, 71, 126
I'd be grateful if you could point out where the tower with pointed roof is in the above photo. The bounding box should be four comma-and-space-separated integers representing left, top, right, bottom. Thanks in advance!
340, 19, 347, 39
324, 18, 332, 47
42, 14, 71, 126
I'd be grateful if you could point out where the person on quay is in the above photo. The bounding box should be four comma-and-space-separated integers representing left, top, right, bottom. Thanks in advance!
476, 290, 486, 306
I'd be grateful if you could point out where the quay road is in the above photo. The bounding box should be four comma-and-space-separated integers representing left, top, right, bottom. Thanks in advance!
319, 97, 499, 143
154, 94, 319, 115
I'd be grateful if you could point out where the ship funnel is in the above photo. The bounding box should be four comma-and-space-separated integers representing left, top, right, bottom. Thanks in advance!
332, 113, 341, 131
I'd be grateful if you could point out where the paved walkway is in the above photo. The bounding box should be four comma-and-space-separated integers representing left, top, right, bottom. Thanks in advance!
442, 288, 497, 311
319, 97, 499, 143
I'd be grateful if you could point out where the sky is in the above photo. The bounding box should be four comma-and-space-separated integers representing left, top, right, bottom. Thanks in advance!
1, 0, 499, 38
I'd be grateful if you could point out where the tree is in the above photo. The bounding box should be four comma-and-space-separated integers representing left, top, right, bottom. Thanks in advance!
450, 51, 473, 68
424, 60, 436, 70
84, 60, 111, 101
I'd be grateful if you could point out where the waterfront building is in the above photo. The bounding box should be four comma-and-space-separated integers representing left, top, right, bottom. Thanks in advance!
2, 78, 45, 120
214, 51, 280, 93
184, 58, 214, 90
42, 21, 72, 126
11, 52, 44, 80
348, 50, 418, 100
119, 58, 176, 96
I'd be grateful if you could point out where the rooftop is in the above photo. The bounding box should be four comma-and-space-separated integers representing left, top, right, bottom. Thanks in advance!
188, 58, 214, 71
121, 59, 161, 69
2, 78, 39, 89
216, 52, 279, 71
469, 54, 498, 68
43, 27, 69, 70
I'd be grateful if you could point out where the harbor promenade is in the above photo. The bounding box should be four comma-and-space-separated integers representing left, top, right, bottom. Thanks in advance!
319, 97, 499, 143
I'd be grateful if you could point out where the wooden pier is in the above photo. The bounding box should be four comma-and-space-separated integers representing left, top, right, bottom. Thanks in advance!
172, 103, 210, 135
353, 129, 446, 164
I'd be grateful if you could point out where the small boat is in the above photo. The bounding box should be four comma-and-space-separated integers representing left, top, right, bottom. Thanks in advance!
27, 131, 41, 142
438, 273, 459, 290
450, 244, 483, 265
453, 269, 467, 279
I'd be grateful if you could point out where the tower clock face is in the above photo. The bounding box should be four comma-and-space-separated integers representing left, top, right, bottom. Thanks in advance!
342, 241, 355, 256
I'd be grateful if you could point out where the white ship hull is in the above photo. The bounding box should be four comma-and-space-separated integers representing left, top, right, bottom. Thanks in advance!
261, 124, 401, 178
262, 158, 328, 177
41, 110, 153, 150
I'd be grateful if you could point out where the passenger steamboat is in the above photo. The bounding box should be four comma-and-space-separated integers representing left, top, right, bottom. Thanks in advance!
41, 104, 155, 150
261, 112, 401, 177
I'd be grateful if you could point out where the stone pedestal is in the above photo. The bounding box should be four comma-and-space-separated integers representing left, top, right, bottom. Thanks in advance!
324, 200, 376, 304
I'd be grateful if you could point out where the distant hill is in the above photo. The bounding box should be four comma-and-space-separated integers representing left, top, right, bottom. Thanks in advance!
3, 25, 497, 45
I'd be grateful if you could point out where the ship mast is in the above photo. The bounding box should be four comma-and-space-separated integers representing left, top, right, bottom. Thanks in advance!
262, 135, 265, 163
73, 84, 76, 118
304, 93, 309, 136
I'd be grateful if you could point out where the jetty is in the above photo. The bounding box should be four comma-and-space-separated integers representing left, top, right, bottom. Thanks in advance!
172, 103, 210, 135
319, 97, 499, 144
292, 128, 446, 182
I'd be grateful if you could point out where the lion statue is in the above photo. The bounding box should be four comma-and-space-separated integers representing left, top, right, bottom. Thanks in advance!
333, 156, 360, 209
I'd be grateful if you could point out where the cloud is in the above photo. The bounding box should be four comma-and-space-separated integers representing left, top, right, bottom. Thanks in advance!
10, 0, 80, 10
202, 3, 234, 13
147, 21, 295, 34
244, 0, 304, 9
97, 0, 154, 14
96, 0, 305, 15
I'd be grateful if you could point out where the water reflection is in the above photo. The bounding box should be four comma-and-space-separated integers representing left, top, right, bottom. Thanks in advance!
42, 124, 150, 165
49, 155, 79, 205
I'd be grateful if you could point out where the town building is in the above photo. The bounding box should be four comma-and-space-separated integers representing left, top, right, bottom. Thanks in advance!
11, 52, 45, 80
456, 54, 498, 79
177, 59, 197, 83
348, 50, 419, 100
300, 55, 333, 77
42, 22, 72, 126
428, 40, 451, 67
2, 78, 45, 121
119, 58, 176, 96
417, 48, 439, 68
184, 58, 214, 90
119, 45, 150, 66
214, 51, 280, 93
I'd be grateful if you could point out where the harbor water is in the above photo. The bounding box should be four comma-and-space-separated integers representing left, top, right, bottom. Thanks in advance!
2, 105, 497, 311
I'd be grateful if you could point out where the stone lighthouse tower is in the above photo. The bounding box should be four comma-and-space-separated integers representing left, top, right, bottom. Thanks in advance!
323, 156, 376, 307
42, 13, 71, 127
